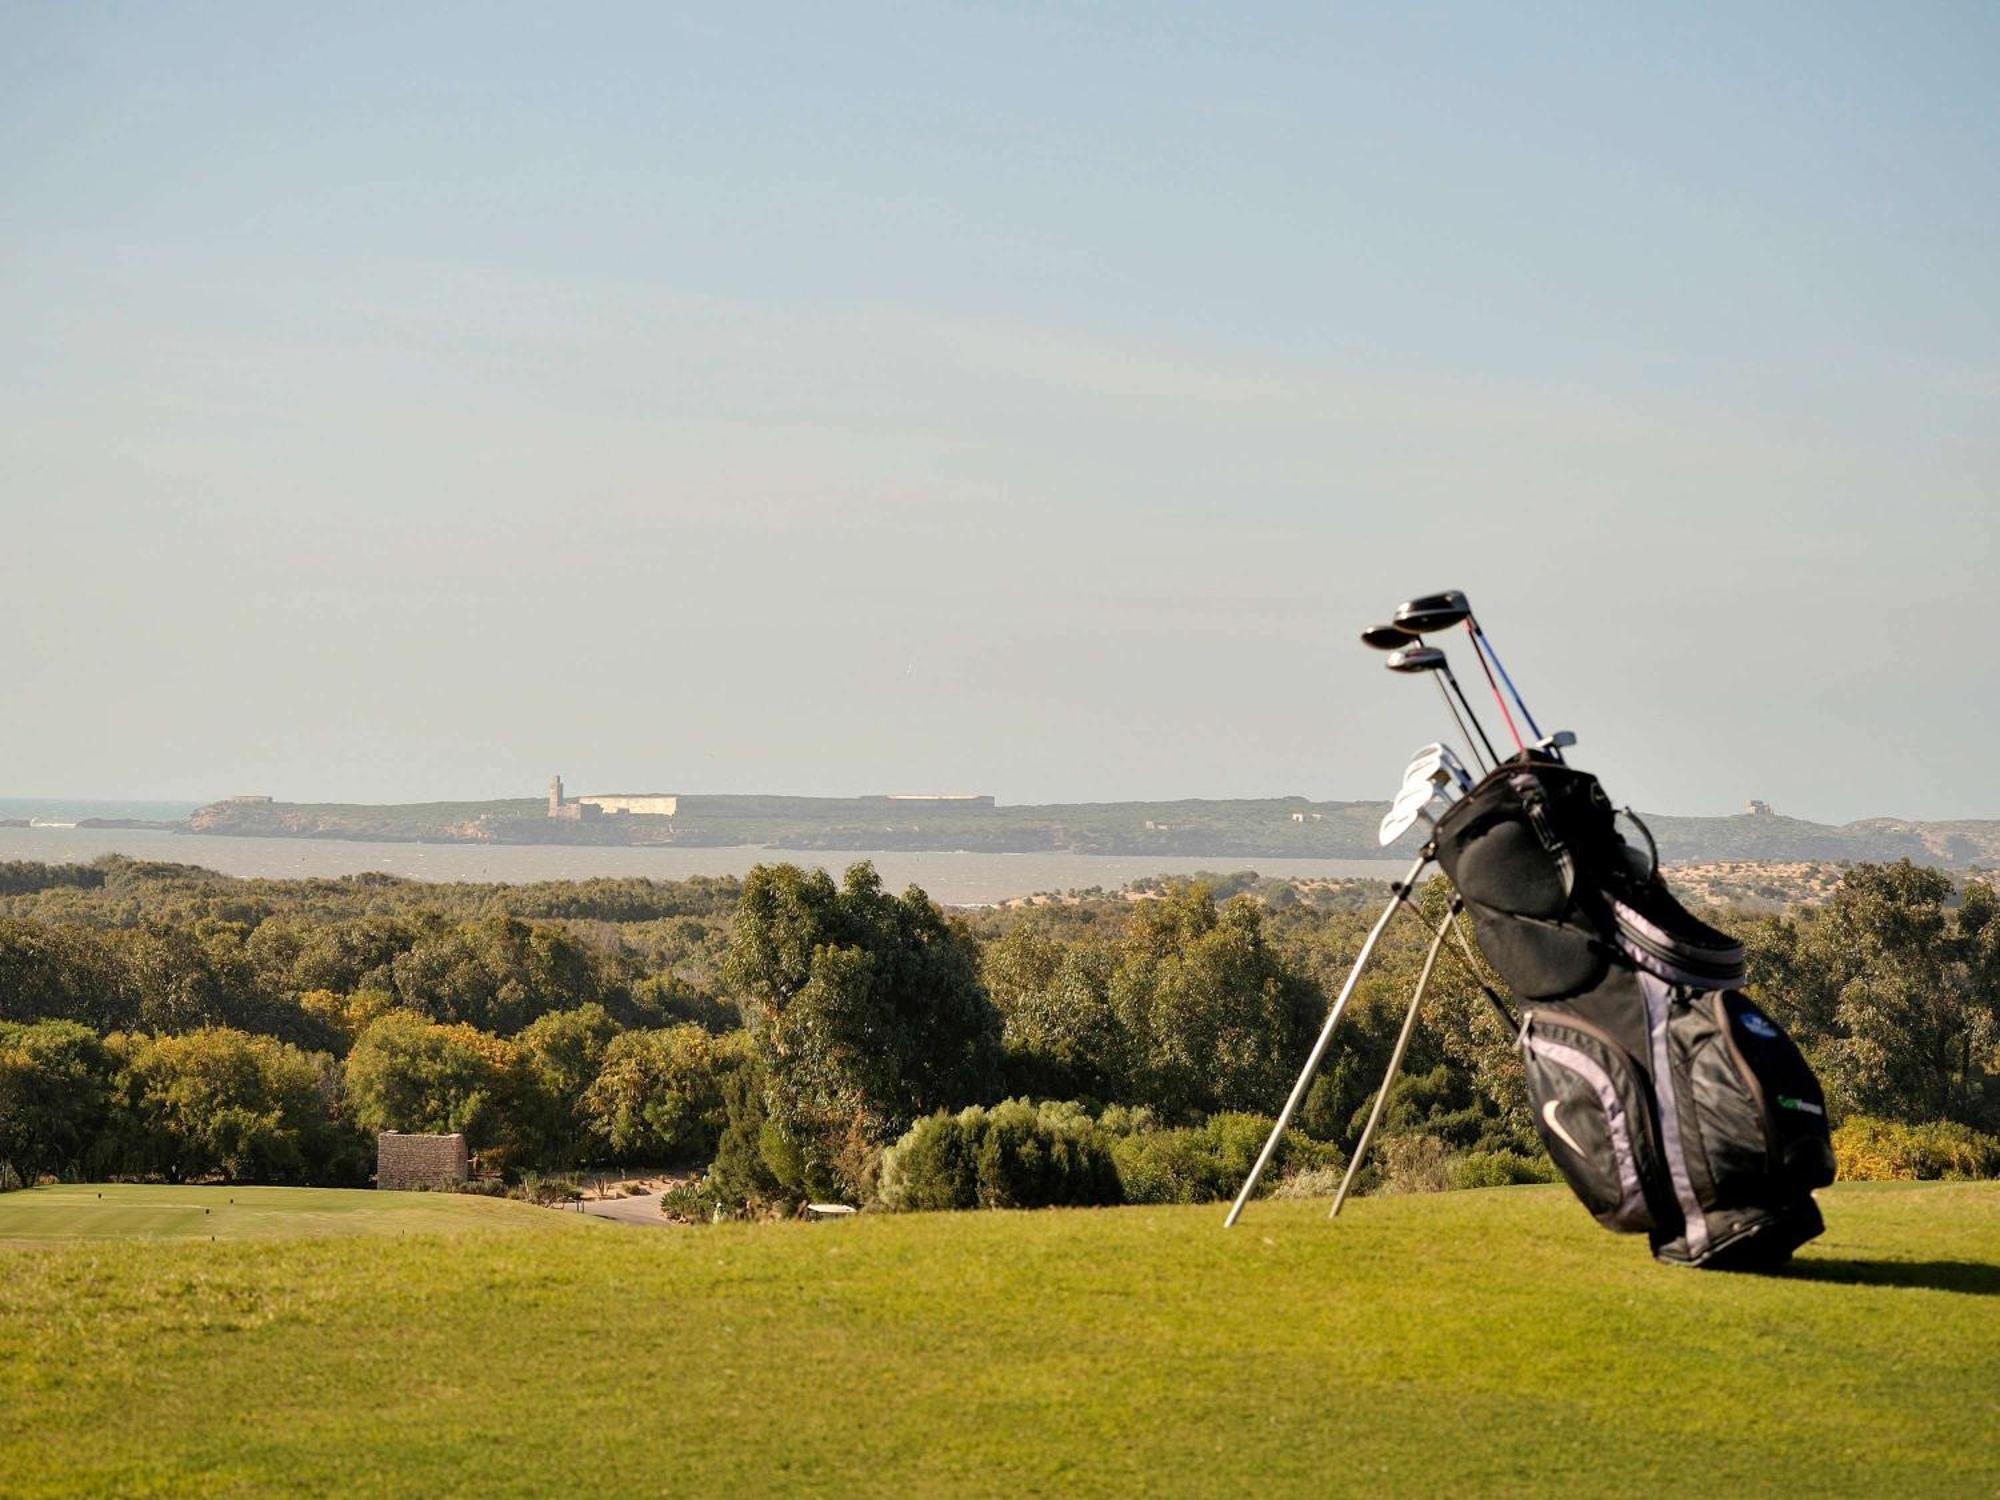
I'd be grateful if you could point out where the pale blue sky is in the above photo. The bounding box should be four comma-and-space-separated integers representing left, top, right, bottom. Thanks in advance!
4, 3, 1996, 819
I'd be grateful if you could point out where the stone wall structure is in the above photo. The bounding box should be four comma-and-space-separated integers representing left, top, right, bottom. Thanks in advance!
376, 1132, 469, 1191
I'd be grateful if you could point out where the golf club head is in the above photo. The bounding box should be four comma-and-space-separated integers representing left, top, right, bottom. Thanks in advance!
1361, 623, 1418, 651
1377, 801, 1438, 847
1405, 743, 1470, 781
1534, 730, 1577, 756
1400, 758, 1456, 797
1384, 645, 1446, 675
1394, 590, 1472, 635
1391, 779, 1441, 814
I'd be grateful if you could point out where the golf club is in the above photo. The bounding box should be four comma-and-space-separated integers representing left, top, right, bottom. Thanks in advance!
1393, 592, 1524, 756
1380, 797, 1451, 846
1405, 744, 1473, 794
1384, 645, 1500, 769
1360, 624, 1418, 651
1395, 591, 1553, 759
1371, 631, 1491, 773
1366, 625, 1494, 774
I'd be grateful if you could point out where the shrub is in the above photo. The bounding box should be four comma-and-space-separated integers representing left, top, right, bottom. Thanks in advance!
878, 1099, 1123, 1212
510, 1171, 583, 1205
1833, 1116, 2000, 1181
1375, 1133, 1453, 1195
453, 1177, 510, 1198
1447, 1150, 1561, 1190
1270, 1164, 1345, 1200
658, 1176, 748, 1223
1110, 1113, 1336, 1206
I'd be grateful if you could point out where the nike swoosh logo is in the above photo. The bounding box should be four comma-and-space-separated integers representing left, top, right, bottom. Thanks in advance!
1542, 1099, 1585, 1156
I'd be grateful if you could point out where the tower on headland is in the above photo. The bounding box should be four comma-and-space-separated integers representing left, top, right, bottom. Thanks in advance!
549, 775, 564, 817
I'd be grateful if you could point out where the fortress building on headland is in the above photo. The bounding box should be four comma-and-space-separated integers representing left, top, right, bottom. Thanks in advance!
547, 775, 678, 820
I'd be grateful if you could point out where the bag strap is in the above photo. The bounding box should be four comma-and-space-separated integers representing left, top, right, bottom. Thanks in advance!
1510, 772, 1575, 900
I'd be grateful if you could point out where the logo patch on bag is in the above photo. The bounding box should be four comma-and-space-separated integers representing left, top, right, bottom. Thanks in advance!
1776, 1094, 1824, 1116
1739, 1010, 1779, 1039
1541, 1100, 1585, 1155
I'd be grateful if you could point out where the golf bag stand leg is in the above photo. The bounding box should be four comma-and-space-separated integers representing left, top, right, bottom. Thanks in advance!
1223, 853, 1432, 1228
1330, 900, 1458, 1218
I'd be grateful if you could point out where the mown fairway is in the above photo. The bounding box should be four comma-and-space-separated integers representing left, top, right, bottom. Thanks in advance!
0, 1183, 563, 1247
1, 1183, 1995, 1498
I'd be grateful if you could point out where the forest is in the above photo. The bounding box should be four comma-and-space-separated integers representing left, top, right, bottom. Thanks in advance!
0, 854, 1995, 1211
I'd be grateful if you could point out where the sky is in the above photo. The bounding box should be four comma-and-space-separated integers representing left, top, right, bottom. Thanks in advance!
3, 2, 1996, 820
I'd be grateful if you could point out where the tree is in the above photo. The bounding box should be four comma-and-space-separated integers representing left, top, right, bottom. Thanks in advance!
343, 1012, 524, 1153
1106, 885, 1321, 1121
114, 1028, 357, 1183
518, 1004, 620, 1167
1753, 863, 2000, 1130
724, 863, 1002, 1200
981, 923, 1124, 1101
582, 1025, 737, 1164
0, 1020, 118, 1181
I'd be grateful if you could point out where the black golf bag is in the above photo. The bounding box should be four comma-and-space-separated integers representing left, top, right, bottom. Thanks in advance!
1431, 757, 1836, 1269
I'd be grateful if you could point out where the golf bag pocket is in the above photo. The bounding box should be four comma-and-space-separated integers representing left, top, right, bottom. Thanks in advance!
1673, 991, 1834, 1206
1436, 769, 1615, 999
1610, 887, 1746, 990
1520, 1011, 1668, 1234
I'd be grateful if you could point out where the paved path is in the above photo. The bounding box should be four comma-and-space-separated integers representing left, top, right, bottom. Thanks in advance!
575, 1194, 673, 1227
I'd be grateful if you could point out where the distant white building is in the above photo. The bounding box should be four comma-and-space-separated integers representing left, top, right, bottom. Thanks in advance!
577, 794, 679, 817
547, 776, 676, 820
1746, 799, 1773, 817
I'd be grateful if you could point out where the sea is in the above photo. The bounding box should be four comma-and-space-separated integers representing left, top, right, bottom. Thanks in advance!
0, 809, 1406, 907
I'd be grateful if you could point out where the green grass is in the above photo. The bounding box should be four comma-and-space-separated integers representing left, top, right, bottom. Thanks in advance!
0, 1183, 577, 1247
1, 1183, 1995, 1497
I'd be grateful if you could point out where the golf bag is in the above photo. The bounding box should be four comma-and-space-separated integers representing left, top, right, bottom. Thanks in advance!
1431, 758, 1836, 1268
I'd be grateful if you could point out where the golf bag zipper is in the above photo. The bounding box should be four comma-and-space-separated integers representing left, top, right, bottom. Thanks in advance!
1609, 899, 1745, 989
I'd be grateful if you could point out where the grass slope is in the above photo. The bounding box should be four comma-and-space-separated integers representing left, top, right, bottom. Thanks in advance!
0, 1184, 575, 1248
1, 1184, 1995, 1497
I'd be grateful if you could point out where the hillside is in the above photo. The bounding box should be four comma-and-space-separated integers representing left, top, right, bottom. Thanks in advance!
1, 1183, 1993, 1496
177, 792, 2000, 868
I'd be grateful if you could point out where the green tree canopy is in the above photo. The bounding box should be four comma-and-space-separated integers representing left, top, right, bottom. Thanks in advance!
0, 1019, 118, 1182
343, 1011, 523, 1152
114, 1027, 356, 1183
1106, 885, 1322, 1121
724, 862, 1002, 1199
1751, 862, 2000, 1130
582, 1025, 738, 1165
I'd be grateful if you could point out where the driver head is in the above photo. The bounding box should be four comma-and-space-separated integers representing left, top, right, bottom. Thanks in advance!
1361, 624, 1418, 651
1394, 591, 1471, 634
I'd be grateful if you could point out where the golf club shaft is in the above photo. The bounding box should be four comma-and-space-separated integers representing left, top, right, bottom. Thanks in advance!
1439, 666, 1501, 768
1330, 902, 1456, 1218
1465, 621, 1525, 754
1430, 679, 1489, 774
1223, 853, 1432, 1228
1470, 620, 1545, 744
